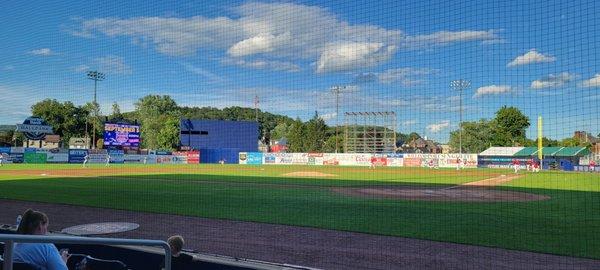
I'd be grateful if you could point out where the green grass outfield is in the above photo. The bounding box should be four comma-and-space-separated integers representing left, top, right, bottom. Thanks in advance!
1, 164, 599, 259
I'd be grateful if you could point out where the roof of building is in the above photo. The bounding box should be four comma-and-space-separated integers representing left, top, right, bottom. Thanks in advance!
479, 147, 524, 156
506, 146, 589, 157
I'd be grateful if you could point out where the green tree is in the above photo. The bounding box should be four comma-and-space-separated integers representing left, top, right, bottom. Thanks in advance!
109, 102, 123, 121
560, 137, 591, 147
287, 118, 306, 152
304, 111, 327, 152
492, 106, 530, 146
157, 116, 180, 150
448, 119, 495, 153
524, 137, 560, 147
271, 122, 291, 141
82, 102, 102, 146
323, 134, 343, 153
135, 95, 179, 149
31, 99, 89, 146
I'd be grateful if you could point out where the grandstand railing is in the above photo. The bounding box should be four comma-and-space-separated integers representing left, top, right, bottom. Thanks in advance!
1, 234, 171, 270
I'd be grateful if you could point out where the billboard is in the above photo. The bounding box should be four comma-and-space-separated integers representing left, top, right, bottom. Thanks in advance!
103, 123, 140, 147
239, 152, 263, 164
24, 152, 47, 164
68, 149, 88, 163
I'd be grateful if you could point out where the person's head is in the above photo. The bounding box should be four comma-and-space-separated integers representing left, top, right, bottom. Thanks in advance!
17, 209, 49, 235
168, 235, 185, 254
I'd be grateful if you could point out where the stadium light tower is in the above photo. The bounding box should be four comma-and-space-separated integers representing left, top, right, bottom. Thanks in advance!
331, 86, 347, 153
450, 79, 470, 156
87, 71, 105, 149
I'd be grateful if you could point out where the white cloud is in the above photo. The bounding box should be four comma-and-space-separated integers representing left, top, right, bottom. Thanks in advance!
73, 65, 90, 73
222, 58, 300, 72
402, 120, 417, 126
507, 49, 556, 67
406, 30, 502, 47
316, 42, 396, 73
427, 120, 450, 133
228, 32, 291, 57
474, 85, 512, 98
531, 72, 574, 89
580, 74, 600, 88
377, 67, 435, 85
29, 48, 55, 56
181, 63, 223, 83
97, 56, 132, 75
73, 2, 502, 73
0, 85, 38, 123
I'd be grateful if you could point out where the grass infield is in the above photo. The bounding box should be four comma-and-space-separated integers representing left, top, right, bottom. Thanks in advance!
0, 164, 599, 259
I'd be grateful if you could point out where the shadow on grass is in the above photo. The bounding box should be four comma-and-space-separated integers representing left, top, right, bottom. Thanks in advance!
0, 173, 599, 260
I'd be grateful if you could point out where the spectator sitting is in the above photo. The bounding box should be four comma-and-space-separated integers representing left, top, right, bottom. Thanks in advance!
14, 209, 70, 270
161, 235, 200, 270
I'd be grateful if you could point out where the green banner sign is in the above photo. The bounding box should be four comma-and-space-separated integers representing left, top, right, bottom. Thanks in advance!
24, 152, 47, 164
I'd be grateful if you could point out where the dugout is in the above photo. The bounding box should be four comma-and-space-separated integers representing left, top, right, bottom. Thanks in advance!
513, 147, 589, 171
179, 119, 258, 163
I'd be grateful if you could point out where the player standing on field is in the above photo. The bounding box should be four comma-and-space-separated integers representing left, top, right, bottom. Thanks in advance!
513, 159, 520, 174
83, 153, 89, 168
590, 160, 596, 172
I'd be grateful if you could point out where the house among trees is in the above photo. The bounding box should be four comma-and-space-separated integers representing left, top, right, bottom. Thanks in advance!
403, 137, 442, 153
574, 131, 600, 154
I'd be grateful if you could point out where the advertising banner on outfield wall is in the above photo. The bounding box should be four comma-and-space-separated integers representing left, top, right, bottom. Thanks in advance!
69, 149, 88, 163
239, 152, 248, 164
155, 155, 175, 164
264, 153, 276, 164
24, 152, 47, 163
0, 147, 10, 154
10, 147, 24, 163
403, 154, 478, 168
274, 153, 292, 164
322, 153, 373, 166
123, 154, 147, 163
108, 150, 125, 164
371, 155, 388, 166
89, 154, 108, 163
11, 147, 24, 153
46, 152, 69, 163
386, 154, 404, 167
186, 151, 200, 164
292, 153, 310, 165
307, 153, 324, 165
239, 152, 263, 164
172, 152, 189, 164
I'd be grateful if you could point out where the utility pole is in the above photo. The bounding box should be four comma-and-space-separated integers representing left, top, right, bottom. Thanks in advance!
87, 71, 105, 149
450, 79, 470, 156
254, 95, 259, 122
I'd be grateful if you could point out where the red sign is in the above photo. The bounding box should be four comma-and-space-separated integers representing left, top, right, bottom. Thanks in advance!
187, 150, 200, 164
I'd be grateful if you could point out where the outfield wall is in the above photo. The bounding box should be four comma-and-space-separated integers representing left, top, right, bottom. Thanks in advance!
238, 152, 478, 168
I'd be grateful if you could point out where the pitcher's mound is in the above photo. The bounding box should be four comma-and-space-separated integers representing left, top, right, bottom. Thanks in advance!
282, 171, 338, 177
332, 187, 549, 202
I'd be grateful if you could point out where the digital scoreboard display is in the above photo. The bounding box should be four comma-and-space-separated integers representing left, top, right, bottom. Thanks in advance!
103, 123, 140, 147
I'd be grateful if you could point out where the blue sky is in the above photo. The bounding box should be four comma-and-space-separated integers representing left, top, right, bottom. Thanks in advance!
1, 0, 599, 142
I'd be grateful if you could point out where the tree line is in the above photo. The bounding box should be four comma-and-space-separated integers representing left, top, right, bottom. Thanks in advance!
1, 96, 595, 152
447, 106, 594, 153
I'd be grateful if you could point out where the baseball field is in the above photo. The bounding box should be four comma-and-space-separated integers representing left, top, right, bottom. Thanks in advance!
0, 164, 599, 260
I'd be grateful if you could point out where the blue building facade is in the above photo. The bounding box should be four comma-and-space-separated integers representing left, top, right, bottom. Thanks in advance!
180, 119, 258, 163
